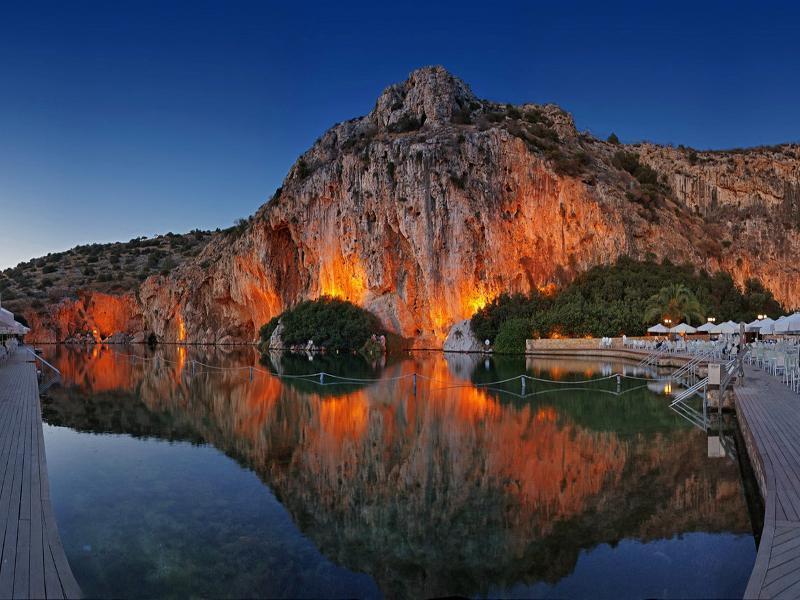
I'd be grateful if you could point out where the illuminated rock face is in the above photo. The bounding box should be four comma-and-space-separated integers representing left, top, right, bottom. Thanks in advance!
26, 291, 142, 343
136, 66, 800, 346
26, 67, 800, 344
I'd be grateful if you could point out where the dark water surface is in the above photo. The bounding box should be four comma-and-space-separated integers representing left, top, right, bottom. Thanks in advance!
40, 345, 756, 599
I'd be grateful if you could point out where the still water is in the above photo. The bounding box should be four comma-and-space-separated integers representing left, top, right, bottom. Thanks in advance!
40, 345, 756, 599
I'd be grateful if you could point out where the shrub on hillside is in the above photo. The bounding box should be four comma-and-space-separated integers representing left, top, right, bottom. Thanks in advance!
493, 318, 532, 353
259, 297, 382, 352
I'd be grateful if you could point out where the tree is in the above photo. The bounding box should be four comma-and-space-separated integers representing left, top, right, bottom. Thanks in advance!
643, 283, 704, 325
607, 132, 620, 145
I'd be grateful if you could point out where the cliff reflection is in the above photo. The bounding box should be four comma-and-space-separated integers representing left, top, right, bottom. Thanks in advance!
42, 346, 751, 598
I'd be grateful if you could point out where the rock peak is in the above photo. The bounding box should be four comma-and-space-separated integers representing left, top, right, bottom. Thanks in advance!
371, 65, 478, 129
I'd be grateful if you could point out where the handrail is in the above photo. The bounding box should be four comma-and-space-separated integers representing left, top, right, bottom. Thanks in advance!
25, 346, 61, 375
671, 351, 711, 380
670, 376, 709, 406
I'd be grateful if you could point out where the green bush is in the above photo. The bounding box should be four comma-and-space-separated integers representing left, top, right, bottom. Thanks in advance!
493, 318, 532, 353
470, 257, 785, 343
259, 297, 382, 352
471, 292, 552, 343
607, 132, 620, 144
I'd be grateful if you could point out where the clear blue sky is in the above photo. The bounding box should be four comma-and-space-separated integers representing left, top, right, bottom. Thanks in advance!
2, 0, 798, 268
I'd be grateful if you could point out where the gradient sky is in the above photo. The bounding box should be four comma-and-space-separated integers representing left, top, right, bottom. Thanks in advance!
2, 0, 799, 268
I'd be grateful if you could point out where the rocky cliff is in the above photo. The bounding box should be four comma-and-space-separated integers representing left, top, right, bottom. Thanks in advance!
23, 66, 800, 344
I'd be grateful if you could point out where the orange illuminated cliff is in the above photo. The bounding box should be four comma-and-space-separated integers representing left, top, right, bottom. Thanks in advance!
16, 67, 800, 344
136, 67, 800, 346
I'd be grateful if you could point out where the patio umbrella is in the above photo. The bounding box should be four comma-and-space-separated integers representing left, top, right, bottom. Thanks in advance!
785, 313, 800, 334
746, 318, 763, 332
774, 315, 792, 334
670, 323, 697, 334
696, 322, 716, 333
754, 317, 776, 334
647, 323, 669, 334
711, 321, 739, 335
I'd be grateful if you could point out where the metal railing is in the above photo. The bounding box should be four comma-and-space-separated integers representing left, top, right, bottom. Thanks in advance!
671, 351, 711, 381
670, 376, 708, 407
25, 347, 62, 394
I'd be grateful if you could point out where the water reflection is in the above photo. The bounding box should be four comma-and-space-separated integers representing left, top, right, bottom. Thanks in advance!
40, 345, 754, 599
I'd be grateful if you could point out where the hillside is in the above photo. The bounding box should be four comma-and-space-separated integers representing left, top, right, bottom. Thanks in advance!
0, 230, 214, 341
13, 66, 800, 345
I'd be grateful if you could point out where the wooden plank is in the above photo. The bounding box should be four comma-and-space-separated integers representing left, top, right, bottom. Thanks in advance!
43, 545, 64, 600
29, 398, 45, 600
737, 365, 800, 599
0, 352, 81, 599
13, 518, 29, 599
0, 393, 27, 597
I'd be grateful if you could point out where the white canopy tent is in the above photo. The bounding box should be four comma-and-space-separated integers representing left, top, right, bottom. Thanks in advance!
647, 323, 669, 334
775, 312, 800, 334
710, 321, 739, 335
670, 323, 697, 334
0, 302, 30, 336
696, 322, 716, 333
752, 317, 776, 334
746, 318, 763, 332
773, 315, 793, 334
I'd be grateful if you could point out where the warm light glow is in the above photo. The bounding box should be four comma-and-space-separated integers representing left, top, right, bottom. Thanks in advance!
177, 314, 186, 342
537, 283, 557, 297
318, 249, 367, 303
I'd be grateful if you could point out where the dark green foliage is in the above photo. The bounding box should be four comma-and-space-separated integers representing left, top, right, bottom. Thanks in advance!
550, 150, 591, 177
493, 318, 532, 353
612, 150, 659, 187
607, 132, 620, 145
296, 158, 311, 179
259, 297, 382, 352
471, 292, 551, 343
451, 106, 472, 125
485, 111, 506, 123
505, 104, 521, 119
470, 257, 785, 344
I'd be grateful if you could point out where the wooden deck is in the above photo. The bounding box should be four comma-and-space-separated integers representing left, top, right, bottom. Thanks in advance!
736, 365, 800, 599
0, 350, 81, 599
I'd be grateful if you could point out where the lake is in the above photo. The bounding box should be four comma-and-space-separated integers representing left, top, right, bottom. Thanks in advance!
39, 345, 756, 599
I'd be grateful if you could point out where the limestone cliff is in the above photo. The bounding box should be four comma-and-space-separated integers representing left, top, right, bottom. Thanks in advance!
138, 66, 799, 346
23, 66, 800, 344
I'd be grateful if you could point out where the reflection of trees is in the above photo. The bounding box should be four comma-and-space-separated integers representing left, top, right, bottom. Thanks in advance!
41, 346, 751, 599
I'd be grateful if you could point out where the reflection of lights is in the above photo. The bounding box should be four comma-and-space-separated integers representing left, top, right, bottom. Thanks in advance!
664, 383, 672, 394
484, 359, 491, 370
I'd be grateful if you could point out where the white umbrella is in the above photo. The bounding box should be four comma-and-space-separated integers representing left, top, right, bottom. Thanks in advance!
647, 323, 669, 334
746, 318, 763, 332
785, 313, 800, 334
670, 323, 697, 334
711, 321, 738, 335
758, 317, 777, 335
774, 315, 792, 334
0, 313, 28, 335
696, 322, 716, 333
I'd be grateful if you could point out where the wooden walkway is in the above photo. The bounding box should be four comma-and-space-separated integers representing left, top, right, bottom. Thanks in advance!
0, 350, 81, 599
737, 365, 800, 599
